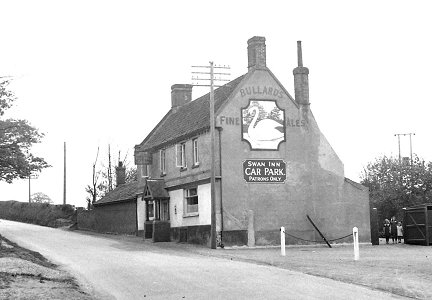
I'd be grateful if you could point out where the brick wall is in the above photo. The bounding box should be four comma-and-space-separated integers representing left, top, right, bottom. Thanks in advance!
76, 208, 97, 231
76, 200, 137, 235
94, 201, 137, 235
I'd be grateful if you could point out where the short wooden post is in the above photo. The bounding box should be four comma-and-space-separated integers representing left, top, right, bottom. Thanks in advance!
247, 210, 255, 247
280, 227, 286, 256
353, 227, 359, 261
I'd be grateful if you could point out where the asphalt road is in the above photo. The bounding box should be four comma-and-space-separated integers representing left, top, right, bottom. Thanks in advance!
0, 220, 405, 300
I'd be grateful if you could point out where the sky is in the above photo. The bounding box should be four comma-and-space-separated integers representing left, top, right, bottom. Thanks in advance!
1, 1, 431, 207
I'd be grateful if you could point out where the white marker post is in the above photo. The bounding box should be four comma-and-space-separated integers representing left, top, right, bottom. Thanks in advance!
280, 226, 286, 256
353, 227, 359, 261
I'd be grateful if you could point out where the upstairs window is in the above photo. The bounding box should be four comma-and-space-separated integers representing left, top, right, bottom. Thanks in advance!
140, 165, 147, 178
142, 165, 151, 177
184, 187, 198, 216
192, 138, 199, 167
176, 142, 187, 169
160, 149, 166, 175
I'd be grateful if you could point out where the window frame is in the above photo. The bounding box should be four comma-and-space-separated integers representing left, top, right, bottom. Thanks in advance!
176, 142, 187, 169
160, 148, 166, 175
183, 187, 199, 217
192, 138, 199, 167
148, 200, 155, 220
140, 165, 147, 178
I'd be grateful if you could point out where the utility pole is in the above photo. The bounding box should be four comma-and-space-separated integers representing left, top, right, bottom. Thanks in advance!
28, 171, 38, 203
108, 144, 113, 192
409, 133, 414, 163
63, 141, 66, 205
394, 133, 415, 164
28, 171, 31, 203
192, 63, 230, 249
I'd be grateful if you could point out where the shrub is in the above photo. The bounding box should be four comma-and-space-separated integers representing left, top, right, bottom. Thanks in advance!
0, 200, 76, 228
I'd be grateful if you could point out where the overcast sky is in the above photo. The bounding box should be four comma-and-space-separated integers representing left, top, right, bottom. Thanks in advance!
1, 1, 431, 207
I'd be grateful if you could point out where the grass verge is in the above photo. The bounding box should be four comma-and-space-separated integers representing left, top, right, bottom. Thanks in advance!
0, 234, 95, 300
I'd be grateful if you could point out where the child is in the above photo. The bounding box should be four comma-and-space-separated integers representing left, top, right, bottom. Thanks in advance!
390, 216, 398, 244
397, 221, 403, 243
383, 219, 391, 244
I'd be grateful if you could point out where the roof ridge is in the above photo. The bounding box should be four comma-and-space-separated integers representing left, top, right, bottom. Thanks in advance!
94, 181, 139, 205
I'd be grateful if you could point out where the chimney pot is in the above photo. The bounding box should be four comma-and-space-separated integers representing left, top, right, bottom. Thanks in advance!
247, 36, 266, 70
297, 41, 303, 67
293, 41, 310, 106
115, 162, 126, 187
171, 84, 193, 108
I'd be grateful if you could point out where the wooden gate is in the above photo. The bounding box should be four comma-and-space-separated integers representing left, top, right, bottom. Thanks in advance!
404, 204, 432, 245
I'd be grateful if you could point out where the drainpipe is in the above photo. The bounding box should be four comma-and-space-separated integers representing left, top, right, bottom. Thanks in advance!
218, 127, 224, 247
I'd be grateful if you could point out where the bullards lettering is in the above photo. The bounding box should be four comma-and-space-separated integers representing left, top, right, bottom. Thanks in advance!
240, 86, 284, 98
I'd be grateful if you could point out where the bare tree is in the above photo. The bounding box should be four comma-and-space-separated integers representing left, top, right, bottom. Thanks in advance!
85, 146, 137, 207
31, 192, 53, 204
85, 146, 100, 209
108, 144, 113, 192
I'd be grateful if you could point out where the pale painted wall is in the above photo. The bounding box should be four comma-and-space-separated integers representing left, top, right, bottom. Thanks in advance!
169, 183, 211, 228
136, 195, 145, 231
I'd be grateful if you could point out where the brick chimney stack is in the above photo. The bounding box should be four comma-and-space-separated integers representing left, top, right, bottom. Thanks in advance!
293, 41, 310, 107
247, 36, 266, 70
115, 161, 126, 187
171, 84, 193, 108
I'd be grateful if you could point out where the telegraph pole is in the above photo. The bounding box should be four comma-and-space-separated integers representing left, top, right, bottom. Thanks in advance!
28, 171, 31, 203
394, 133, 415, 164
409, 133, 414, 163
192, 63, 230, 249
395, 134, 401, 164
28, 171, 38, 203
209, 62, 217, 250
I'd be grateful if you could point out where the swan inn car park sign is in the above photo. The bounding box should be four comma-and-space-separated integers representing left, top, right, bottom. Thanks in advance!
243, 159, 286, 183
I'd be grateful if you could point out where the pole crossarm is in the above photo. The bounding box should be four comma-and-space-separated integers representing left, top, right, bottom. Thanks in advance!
192, 72, 231, 75
394, 132, 416, 163
192, 77, 230, 82
191, 65, 230, 69
191, 64, 231, 87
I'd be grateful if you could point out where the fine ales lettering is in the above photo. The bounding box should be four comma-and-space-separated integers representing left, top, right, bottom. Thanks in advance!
239, 86, 284, 98
219, 116, 305, 127
287, 118, 306, 127
219, 116, 240, 126
243, 159, 286, 183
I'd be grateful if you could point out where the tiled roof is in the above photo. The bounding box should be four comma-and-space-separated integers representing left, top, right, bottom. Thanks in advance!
144, 179, 169, 200
136, 74, 246, 151
94, 181, 139, 206
344, 178, 367, 191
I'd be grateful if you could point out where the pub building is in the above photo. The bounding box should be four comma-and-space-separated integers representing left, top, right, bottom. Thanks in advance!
104, 36, 370, 246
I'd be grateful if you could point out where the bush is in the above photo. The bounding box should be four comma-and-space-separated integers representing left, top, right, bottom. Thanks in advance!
0, 201, 76, 227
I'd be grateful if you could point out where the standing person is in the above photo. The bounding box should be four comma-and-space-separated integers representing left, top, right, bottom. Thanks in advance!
390, 216, 398, 244
397, 221, 403, 243
383, 219, 391, 244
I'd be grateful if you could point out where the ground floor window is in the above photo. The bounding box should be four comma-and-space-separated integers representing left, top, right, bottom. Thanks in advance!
184, 187, 198, 216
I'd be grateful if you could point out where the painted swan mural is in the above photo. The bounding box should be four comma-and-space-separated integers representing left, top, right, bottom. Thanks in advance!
248, 106, 284, 141
242, 101, 285, 150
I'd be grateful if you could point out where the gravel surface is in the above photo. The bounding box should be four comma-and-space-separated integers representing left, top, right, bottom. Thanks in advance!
178, 240, 432, 299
